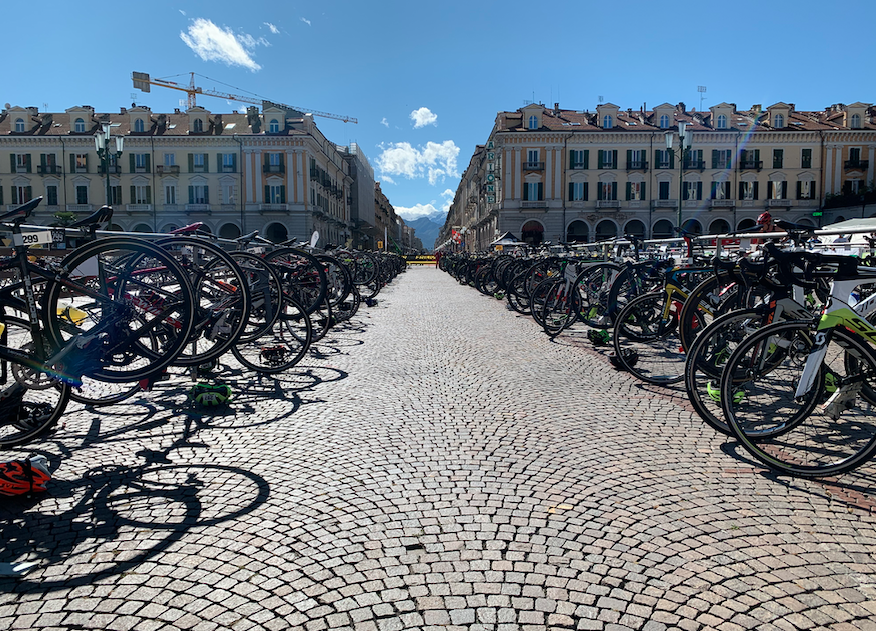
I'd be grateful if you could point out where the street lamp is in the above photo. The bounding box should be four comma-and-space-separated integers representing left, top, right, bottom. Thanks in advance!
665, 122, 692, 232
95, 123, 124, 208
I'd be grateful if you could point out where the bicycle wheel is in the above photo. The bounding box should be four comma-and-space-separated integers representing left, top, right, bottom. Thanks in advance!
42, 237, 196, 383
612, 291, 685, 385
228, 251, 283, 344
231, 296, 312, 374
721, 322, 876, 477
0, 316, 71, 447
542, 281, 581, 337
264, 247, 328, 315
576, 263, 621, 329
607, 262, 664, 322
157, 237, 251, 367
684, 308, 764, 435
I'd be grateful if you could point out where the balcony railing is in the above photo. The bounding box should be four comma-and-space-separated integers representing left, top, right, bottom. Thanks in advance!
263, 164, 284, 173
126, 204, 152, 212
654, 200, 677, 209
221, 165, 237, 173
521, 201, 546, 208
596, 200, 620, 209
683, 160, 706, 171
99, 165, 121, 174
626, 160, 648, 171
710, 199, 735, 208
739, 160, 763, 171
845, 160, 870, 170
185, 204, 211, 214
767, 199, 792, 207
259, 204, 288, 212
522, 161, 544, 170
156, 165, 180, 175
66, 204, 93, 212
37, 165, 62, 175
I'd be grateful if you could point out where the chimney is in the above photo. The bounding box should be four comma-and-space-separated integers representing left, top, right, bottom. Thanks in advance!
677, 102, 686, 113
120, 107, 127, 114
553, 102, 559, 115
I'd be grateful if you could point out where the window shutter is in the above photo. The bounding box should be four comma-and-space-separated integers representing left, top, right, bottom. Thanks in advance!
25, 155, 31, 173
280, 186, 286, 204
25, 186, 31, 201
231, 154, 237, 171
523, 184, 529, 201
626, 182, 632, 200
641, 183, 646, 199
145, 154, 151, 172
40, 154, 46, 168
754, 149, 760, 165
811, 182, 816, 199
537, 182, 543, 200
265, 185, 270, 202
568, 182, 574, 200
612, 151, 618, 168
264, 153, 269, 167
612, 182, 617, 200
797, 181, 802, 199
753, 182, 759, 200
669, 151, 675, 170
782, 182, 787, 198
146, 186, 152, 205
204, 154, 209, 173
279, 155, 285, 170
203, 186, 209, 204
696, 182, 703, 200
626, 150, 632, 169
583, 150, 589, 169
188, 186, 194, 204
68, 153, 75, 173
597, 184, 603, 200
738, 182, 744, 200
10, 155, 15, 172
767, 181, 773, 198
597, 152, 603, 169
584, 183, 589, 201
129, 154, 136, 173
712, 150, 718, 169
188, 154, 194, 172
710, 182, 717, 199
569, 150, 576, 168
130, 186, 136, 203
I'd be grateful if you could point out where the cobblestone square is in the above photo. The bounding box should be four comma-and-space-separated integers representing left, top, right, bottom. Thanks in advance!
1, 266, 875, 630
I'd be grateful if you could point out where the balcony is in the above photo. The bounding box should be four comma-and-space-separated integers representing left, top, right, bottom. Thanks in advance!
739, 160, 763, 171
126, 204, 152, 212
626, 160, 648, 171
263, 164, 284, 174
767, 199, 792, 208
522, 161, 544, 171
596, 200, 620, 209
156, 165, 180, 175
710, 199, 735, 208
845, 159, 869, 170
185, 204, 212, 214
521, 201, 546, 209
37, 165, 62, 175
259, 204, 288, 212
654, 200, 678, 209
66, 204, 93, 213
99, 165, 121, 174
683, 160, 706, 171
221, 165, 237, 173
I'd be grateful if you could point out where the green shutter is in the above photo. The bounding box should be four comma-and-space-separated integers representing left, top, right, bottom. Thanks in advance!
796, 181, 802, 199
597, 184, 603, 200
611, 182, 617, 200
130, 186, 136, 203
523, 184, 529, 201
40, 154, 46, 168
146, 186, 152, 205
612, 151, 618, 169
188, 154, 194, 172
568, 182, 574, 200
265, 185, 270, 202
712, 150, 718, 169
279, 155, 285, 170
669, 151, 675, 170
597, 152, 603, 169
584, 183, 588, 201
537, 182, 543, 200
25, 186, 31, 201
203, 186, 209, 204
280, 186, 286, 204
754, 149, 760, 165
25, 155, 31, 173
753, 182, 759, 200
232, 154, 237, 171
203, 154, 209, 172
767, 181, 773, 198
130, 154, 136, 173
145, 154, 151, 172
811, 182, 816, 200
641, 182, 646, 199
10, 155, 15, 172
626, 150, 632, 169
583, 150, 589, 169
188, 186, 194, 204
626, 182, 632, 200
697, 182, 702, 200
782, 181, 787, 198
738, 182, 744, 200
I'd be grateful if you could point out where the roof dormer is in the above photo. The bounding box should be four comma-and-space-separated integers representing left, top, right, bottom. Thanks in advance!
709, 102, 736, 130
66, 106, 95, 135
596, 103, 620, 129
652, 103, 675, 129
767, 102, 793, 129
521, 103, 544, 130
263, 106, 287, 134
844, 102, 871, 129
129, 105, 152, 134
187, 106, 209, 134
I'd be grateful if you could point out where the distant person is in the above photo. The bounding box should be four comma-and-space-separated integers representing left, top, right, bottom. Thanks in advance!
834, 234, 850, 244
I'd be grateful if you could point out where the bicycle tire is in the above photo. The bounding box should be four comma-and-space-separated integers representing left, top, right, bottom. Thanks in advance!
612, 291, 685, 385
231, 295, 312, 374
576, 262, 621, 329
264, 247, 328, 316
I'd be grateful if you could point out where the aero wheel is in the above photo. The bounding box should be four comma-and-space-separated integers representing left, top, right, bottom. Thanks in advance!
42, 237, 196, 383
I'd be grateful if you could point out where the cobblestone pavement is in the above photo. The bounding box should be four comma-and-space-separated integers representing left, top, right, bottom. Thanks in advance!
2, 267, 876, 631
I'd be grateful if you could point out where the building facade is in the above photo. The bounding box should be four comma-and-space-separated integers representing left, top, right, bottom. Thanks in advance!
440, 101, 876, 250
0, 104, 371, 247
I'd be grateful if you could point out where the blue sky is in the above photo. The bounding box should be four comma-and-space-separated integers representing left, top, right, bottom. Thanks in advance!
5, 1, 874, 223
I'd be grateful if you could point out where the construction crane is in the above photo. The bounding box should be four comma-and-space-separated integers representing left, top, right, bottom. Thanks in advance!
131, 71, 357, 124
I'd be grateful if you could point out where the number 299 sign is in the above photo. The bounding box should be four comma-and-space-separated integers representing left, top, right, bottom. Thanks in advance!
12, 229, 55, 247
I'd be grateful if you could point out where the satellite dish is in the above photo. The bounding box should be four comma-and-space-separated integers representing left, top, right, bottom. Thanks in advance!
310, 231, 319, 248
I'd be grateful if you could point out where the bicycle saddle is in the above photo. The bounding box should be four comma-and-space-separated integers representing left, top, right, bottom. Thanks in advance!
69, 204, 113, 228
0, 197, 42, 224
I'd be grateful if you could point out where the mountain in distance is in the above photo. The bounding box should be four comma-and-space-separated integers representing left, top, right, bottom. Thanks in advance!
406, 216, 443, 251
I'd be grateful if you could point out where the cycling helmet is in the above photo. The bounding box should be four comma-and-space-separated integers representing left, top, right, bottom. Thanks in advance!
0, 455, 51, 496
188, 383, 232, 407
757, 212, 772, 225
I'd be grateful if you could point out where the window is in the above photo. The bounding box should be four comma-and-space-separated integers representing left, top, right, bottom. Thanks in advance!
740, 181, 758, 200
603, 115, 613, 129
802, 148, 812, 169
15, 153, 30, 172
190, 184, 208, 204
797, 180, 816, 200
164, 153, 175, 166
527, 149, 539, 163
269, 152, 281, 166
135, 154, 148, 171
598, 182, 617, 201
628, 150, 645, 169
523, 182, 543, 201
76, 185, 88, 205
111, 185, 122, 205
769, 181, 787, 199
14, 118, 25, 132
851, 114, 861, 129
193, 118, 203, 133
569, 181, 587, 201
165, 185, 177, 205
659, 115, 670, 129
710, 182, 730, 199
75, 154, 88, 172
716, 114, 727, 130
223, 184, 236, 205
528, 115, 538, 130
849, 147, 862, 164
774, 114, 785, 128
683, 181, 702, 201
133, 185, 151, 204
193, 153, 205, 171
599, 150, 616, 169
46, 185, 58, 206
222, 153, 236, 172
658, 181, 670, 200
656, 149, 672, 169
13, 186, 31, 204
712, 149, 732, 170
267, 185, 285, 204
269, 119, 280, 133
570, 150, 588, 169
773, 149, 784, 169
74, 118, 86, 133
134, 119, 145, 133
627, 182, 645, 201
684, 150, 703, 169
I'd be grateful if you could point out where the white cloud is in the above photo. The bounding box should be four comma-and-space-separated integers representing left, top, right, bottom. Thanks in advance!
395, 203, 445, 221
410, 107, 438, 128
180, 18, 264, 71
381, 175, 396, 185
264, 22, 280, 34
301, 17, 311, 26
376, 140, 459, 185
180, 10, 186, 16
380, 117, 389, 127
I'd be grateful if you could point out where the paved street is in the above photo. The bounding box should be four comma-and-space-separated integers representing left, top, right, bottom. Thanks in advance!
2, 266, 876, 631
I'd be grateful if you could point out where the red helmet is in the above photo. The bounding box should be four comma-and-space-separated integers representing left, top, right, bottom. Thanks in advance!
757, 212, 772, 225
0, 456, 51, 496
